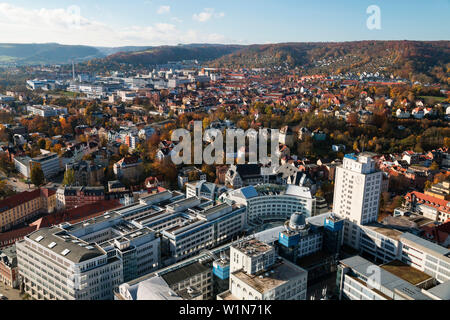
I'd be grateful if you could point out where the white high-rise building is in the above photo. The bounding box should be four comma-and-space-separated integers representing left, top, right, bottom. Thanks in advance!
333, 153, 382, 249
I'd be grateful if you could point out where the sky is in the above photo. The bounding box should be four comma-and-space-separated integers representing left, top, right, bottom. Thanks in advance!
0, 0, 448, 47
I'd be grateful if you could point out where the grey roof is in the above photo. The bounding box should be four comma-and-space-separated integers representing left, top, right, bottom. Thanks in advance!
340, 256, 431, 300
426, 281, 450, 300
400, 232, 450, 257
254, 226, 285, 244
306, 212, 334, 227
0, 244, 17, 268
290, 213, 306, 228
161, 261, 210, 286
27, 227, 105, 264
135, 276, 182, 300
285, 185, 313, 199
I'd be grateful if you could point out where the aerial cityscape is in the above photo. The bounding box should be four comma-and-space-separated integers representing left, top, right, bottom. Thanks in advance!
0, 0, 449, 306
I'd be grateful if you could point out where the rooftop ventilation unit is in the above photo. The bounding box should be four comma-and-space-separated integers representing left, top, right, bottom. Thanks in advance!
48, 242, 57, 249
35, 236, 44, 242
61, 249, 71, 256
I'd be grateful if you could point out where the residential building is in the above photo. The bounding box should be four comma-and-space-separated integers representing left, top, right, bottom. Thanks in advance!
56, 186, 105, 210
65, 161, 105, 187
0, 245, 18, 288
186, 181, 228, 202
405, 191, 450, 223
225, 164, 264, 189
113, 156, 144, 183
0, 188, 56, 232
177, 167, 207, 189
27, 105, 68, 118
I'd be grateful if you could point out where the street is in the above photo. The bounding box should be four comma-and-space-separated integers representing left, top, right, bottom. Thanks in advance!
0, 282, 24, 301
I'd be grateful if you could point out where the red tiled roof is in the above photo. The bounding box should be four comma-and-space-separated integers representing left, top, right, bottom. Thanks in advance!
0, 226, 37, 248
406, 191, 450, 214
0, 200, 122, 247
0, 190, 41, 213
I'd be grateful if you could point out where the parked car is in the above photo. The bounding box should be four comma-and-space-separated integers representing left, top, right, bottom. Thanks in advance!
0, 294, 8, 300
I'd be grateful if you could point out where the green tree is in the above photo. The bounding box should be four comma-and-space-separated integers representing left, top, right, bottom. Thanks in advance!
62, 169, 76, 186
30, 165, 45, 187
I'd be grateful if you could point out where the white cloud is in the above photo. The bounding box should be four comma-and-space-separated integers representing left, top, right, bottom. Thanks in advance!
0, 3, 232, 47
193, 8, 225, 23
157, 5, 170, 15
171, 17, 183, 23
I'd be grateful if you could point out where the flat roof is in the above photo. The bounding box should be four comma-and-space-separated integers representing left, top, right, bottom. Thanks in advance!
362, 224, 404, 241
232, 260, 306, 294
400, 233, 450, 258
381, 260, 432, 286
426, 281, 450, 300
233, 238, 273, 257
27, 227, 105, 264
340, 256, 431, 300
161, 261, 210, 286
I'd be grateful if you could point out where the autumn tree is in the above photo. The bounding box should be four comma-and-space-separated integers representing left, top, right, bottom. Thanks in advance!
119, 145, 130, 157
30, 165, 45, 187
62, 169, 76, 186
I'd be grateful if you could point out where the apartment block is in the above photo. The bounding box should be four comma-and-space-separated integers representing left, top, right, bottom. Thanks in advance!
0, 189, 56, 232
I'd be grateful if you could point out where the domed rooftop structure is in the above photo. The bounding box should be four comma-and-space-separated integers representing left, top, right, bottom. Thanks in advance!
289, 212, 306, 230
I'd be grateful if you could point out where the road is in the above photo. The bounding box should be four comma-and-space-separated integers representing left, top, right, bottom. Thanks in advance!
6, 177, 34, 193
0, 282, 24, 301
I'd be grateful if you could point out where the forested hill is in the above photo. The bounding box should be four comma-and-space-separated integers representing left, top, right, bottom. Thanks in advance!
209, 41, 450, 84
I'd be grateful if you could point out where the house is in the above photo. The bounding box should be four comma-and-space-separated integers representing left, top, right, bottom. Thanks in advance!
113, 156, 144, 183
412, 108, 425, 119
312, 130, 327, 142
396, 109, 410, 119
177, 167, 207, 189
279, 126, 294, 147
298, 127, 311, 141
332, 144, 346, 153
186, 181, 228, 201
225, 164, 263, 189
405, 191, 450, 223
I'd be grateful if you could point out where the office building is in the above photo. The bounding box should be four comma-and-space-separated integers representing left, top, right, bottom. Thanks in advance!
217, 238, 308, 300
337, 256, 437, 300
16, 227, 124, 300
333, 153, 382, 249
221, 184, 316, 225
